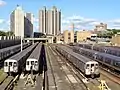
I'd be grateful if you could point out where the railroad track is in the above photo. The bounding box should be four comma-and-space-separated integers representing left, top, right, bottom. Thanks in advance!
46, 46, 58, 90
0, 73, 8, 85
50, 45, 106, 90
49, 45, 88, 90
0, 74, 19, 90
100, 67, 120, 85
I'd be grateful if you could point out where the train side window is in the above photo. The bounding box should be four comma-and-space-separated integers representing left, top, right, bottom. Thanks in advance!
115, 62, 120, 67
27, 61, 29, 65
4, 62, 8, 66
9, 62, 12, 66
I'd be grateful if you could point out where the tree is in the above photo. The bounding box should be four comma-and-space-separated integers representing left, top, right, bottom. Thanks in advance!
97, 30, 113, 38
6, 31, 14, 36
0, 31, 6, 36
106, 29, 120, 35
0, 31, 14, 36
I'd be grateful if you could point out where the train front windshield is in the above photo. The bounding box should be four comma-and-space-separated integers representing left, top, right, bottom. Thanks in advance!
4, 62, 8, 66
96, 64, 99, 68
13, 62, 17, 66
35, 61, 38, 65
86, 64, 89, 69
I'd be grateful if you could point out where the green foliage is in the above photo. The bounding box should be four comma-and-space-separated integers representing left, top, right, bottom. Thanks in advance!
0, 31, 6, 36
6, 31, 14, 36
97, 29, 120, 37
0, 31, 14, 36
106, 29, 120, 34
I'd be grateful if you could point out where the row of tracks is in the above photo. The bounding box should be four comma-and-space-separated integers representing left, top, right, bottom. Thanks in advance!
46, 46, 58, 90
49, 45, 119, 90
66, 44, 120, 90
48, 45, 89, 90
0, 45, 47, 90
1, 44, 120, 90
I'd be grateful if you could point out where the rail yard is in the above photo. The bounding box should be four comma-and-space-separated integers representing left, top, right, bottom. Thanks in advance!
0, 42, 120, 90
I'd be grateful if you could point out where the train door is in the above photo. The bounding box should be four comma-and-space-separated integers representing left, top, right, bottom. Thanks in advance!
95, 63, 99, 75
31, 61, 34, 70
13, 62, 18, 72
91, 63, 95, 74
26, 61, 30, 71
34, 61, 38, 71
85, 64, 91, 75
4, 61, 8, 72
9, 62, 13, 72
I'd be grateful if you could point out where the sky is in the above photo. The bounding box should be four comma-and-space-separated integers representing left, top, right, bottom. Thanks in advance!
0, 0, 120, 32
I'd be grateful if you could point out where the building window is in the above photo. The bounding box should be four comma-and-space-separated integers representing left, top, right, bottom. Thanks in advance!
68, 33, 71, 36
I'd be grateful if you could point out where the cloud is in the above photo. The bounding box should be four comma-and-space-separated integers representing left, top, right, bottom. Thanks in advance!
0, 19, 10, 31
0, 0, 6, 6
108, 19, 120, 25
62, 15, 120, 31
62, 15, 100, 30
6, 20, 10, 25
33, 17, 39, 22
0, 19, 4, 24
89, 21, 101, 25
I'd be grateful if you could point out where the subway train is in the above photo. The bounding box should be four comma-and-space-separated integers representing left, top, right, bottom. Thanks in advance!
26, 43, 42, 73
73, 46, 120, 74
0, 39, 21, 49
4, 42, 38, 75
77, 43, 120, 57
56, 45, 100, 78
0, 42, 31, 65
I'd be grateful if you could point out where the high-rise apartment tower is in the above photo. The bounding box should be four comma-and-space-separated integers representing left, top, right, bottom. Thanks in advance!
39, 6, 61, 36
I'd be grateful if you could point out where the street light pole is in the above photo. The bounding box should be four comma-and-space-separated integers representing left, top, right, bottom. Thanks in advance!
21, 35, 22, 52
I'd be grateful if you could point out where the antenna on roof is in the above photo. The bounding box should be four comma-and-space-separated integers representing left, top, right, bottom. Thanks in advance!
17, 4, 19, 7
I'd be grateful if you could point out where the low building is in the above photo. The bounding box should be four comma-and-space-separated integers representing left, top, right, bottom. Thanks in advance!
63, 30, 74, 44
77, 30, 91, 42
111, 34, 120, 46
94, 23, 107, 33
